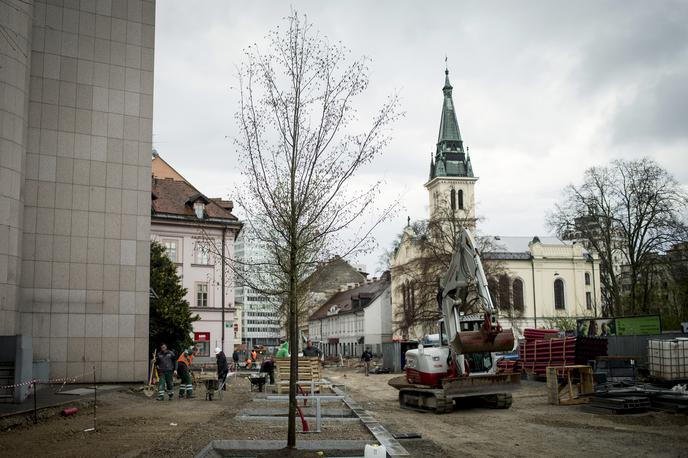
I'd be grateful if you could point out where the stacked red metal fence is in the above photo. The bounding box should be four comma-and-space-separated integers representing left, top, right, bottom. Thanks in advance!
519, 329, 576, 376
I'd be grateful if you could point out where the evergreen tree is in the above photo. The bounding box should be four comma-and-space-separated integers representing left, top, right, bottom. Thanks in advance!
149, 241, 199, 353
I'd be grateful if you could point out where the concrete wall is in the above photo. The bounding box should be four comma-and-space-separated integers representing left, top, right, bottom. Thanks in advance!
0, 0, 33, 337
1, 0, 157, 383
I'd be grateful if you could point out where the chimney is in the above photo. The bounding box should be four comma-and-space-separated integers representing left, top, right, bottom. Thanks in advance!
211, 198, 234, 212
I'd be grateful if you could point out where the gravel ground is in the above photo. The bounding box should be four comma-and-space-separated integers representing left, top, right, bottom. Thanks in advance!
0, 375, 373, 457
326, 367, 688, 458
2, 368, 685, 457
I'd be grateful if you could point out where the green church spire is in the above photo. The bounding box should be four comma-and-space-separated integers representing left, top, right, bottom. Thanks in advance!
430, 66, 474, 180
437, 69, 462, 145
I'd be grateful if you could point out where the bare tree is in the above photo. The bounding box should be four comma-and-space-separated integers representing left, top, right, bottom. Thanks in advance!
548, 158, 687, 317
234, 13, 399, 447
391, 201, 510, 339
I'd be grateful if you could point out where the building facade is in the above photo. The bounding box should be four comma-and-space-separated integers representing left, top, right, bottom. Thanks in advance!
151, 154, 242, 361
234, 226, 281, 349
0, 0, 156, 391
391, 69, 601, 341
483, 236, 601, 335
308, 273, 392, 357
301, 256, 368, 337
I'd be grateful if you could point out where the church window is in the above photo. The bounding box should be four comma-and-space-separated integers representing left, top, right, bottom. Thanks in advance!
585, 272, 591, 285
450, 189, 456, 210
512, 278, 524, 311
458, 189, 464, 210
554, 279, 565, 309
586, 292, 592, 310
488, 278, 499, 307
498, 275, 510, 308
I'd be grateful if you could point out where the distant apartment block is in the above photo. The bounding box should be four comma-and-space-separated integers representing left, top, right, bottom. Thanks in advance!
234, 226, 281, 348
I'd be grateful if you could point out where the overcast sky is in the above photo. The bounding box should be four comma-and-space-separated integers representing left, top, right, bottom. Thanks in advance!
153, 1, 688, 274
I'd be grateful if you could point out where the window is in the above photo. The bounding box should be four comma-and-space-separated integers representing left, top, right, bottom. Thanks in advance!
402, 281, 415, 310
498, 275, 510, 308
458, 189, 464, 210
162, 240, 178, 263
512, 278, 524, 311
586, 292, 592, 310
488, 278, 499, 307
194, 341, 210, 357
585, 272, 591, 286
196, 282, 208, 307
193, 201, 205, 219
194, 242, 211, 265
450, 189, 456, 211
554, 279, 565, 310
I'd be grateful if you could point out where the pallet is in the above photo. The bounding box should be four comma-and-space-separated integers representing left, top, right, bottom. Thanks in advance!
546, 365, 594, 406
274, 358, 322, 394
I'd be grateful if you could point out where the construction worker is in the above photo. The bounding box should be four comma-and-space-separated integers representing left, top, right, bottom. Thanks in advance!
303, 339, 321, 358
155, 343, 176, 401
231, 347, 240, 370
361, 347, 373, 376
260, 357, 275, 384
215, 347, 228, 390
276, 340, 289, 358
177, 346, 198, 398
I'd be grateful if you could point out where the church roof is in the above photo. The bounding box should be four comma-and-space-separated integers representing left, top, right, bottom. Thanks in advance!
430, 68, 474, 180
481, 235, 591, 260
438, 70, 462, 144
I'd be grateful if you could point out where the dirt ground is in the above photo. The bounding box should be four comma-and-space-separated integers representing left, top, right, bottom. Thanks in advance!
0, 375, 371, 458
327, 368, 688, 458
0, 368, 686, 457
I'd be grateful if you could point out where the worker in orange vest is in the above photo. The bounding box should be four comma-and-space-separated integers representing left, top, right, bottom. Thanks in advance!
177, 346, 198, 398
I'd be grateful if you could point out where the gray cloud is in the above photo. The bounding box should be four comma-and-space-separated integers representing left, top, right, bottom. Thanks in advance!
612, 70, 688, 143
153, 1, 688, 273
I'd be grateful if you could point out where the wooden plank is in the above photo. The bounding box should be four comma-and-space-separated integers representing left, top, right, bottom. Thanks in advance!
546, 365, 594, 406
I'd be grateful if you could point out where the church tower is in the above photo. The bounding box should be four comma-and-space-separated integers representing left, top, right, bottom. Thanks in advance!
425, 68, 477, 226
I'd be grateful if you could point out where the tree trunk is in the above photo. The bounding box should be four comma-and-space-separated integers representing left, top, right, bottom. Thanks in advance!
287, 265, 298, 447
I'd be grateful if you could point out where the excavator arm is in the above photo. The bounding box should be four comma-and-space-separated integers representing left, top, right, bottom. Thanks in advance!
439, 227, 515, 360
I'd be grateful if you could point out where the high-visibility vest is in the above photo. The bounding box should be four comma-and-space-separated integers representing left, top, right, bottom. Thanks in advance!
177, 352, 193, 367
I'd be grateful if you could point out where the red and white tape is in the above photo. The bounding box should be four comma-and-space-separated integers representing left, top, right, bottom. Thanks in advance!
0, 370, 95, 390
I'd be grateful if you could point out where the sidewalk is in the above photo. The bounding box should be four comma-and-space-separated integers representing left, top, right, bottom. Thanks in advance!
0, 384, 122, 417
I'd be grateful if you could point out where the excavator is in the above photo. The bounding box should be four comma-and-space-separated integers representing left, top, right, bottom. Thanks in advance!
389, 226, 520, 413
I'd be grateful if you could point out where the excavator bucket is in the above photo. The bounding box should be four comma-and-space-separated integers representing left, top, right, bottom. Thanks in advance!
450, 328, 515, 354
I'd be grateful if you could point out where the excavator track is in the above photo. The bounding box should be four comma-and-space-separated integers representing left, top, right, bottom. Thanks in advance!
398, 389, 454, 414
480, 393, 513, 409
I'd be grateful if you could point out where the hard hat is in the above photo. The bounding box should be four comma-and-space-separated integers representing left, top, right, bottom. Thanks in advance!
214, 347, 222, 355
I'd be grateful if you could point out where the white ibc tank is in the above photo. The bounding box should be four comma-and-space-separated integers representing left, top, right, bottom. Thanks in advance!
364, 443, 387, 457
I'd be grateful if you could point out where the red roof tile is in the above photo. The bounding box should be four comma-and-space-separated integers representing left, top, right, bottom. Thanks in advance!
151, 178, 238, 222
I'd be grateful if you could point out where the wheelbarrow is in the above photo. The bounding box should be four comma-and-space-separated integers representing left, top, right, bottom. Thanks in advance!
204, 378, 219, 400
249, 375, 266, 392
